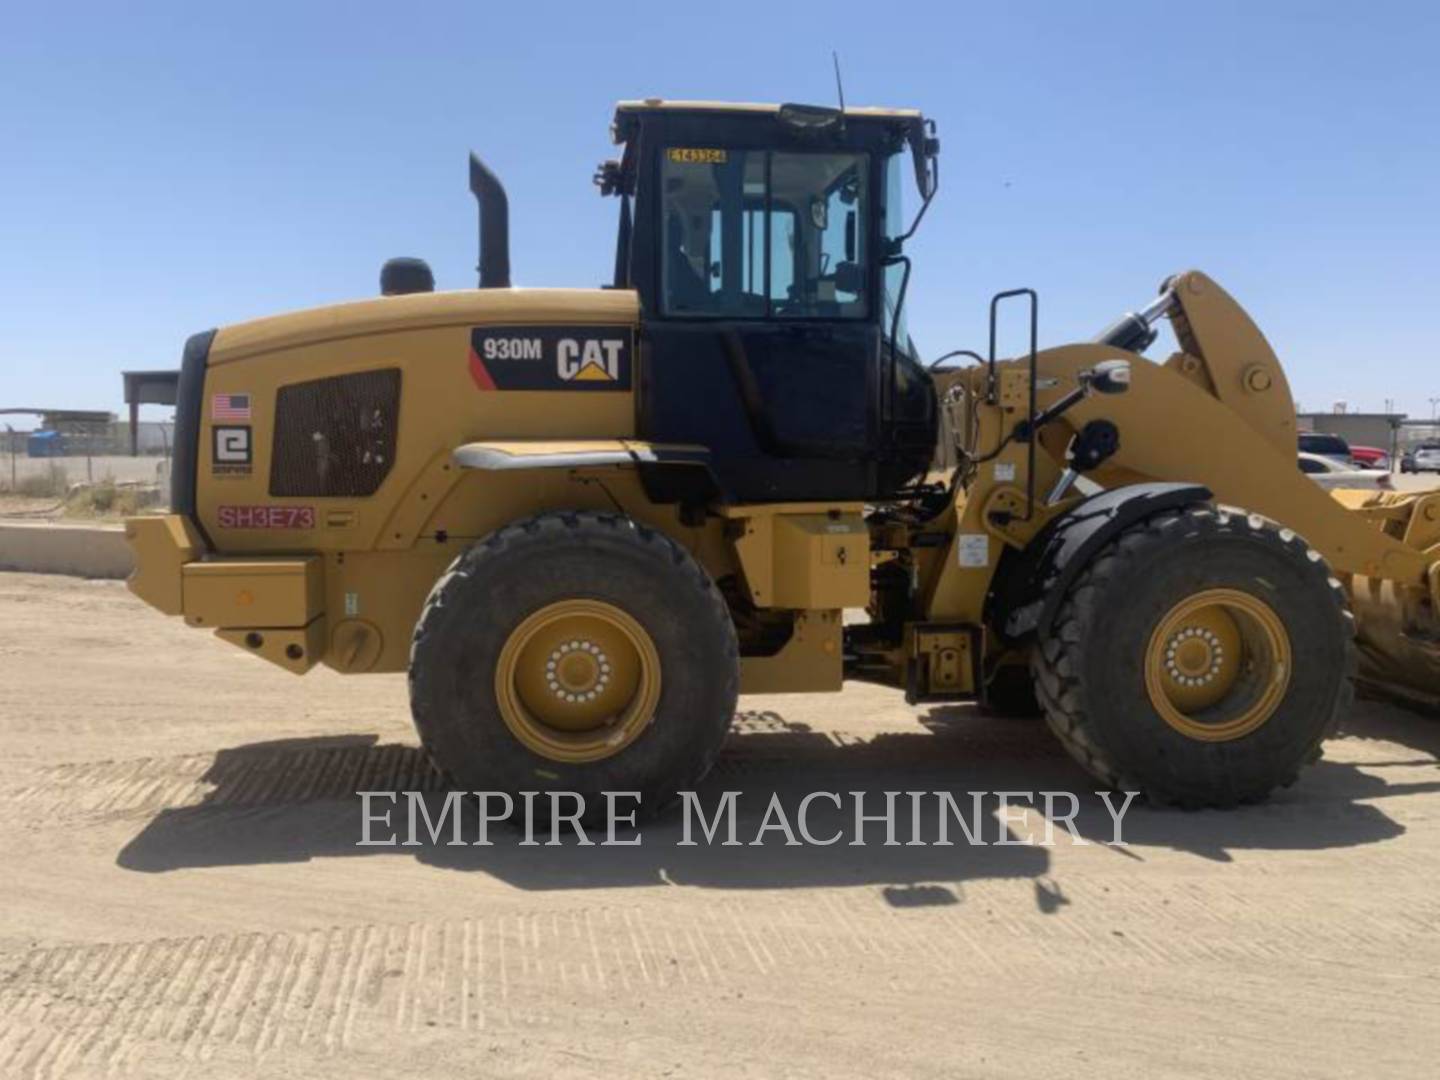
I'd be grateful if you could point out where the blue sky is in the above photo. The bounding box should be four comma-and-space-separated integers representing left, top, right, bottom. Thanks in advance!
3, 1, 1438, 425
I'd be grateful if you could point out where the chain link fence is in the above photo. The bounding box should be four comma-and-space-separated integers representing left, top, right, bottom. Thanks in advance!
1, 433, 170, 517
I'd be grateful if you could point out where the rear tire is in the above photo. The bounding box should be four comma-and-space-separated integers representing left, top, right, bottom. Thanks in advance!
409, 511, 739, 823
1032, 504, 1355, 807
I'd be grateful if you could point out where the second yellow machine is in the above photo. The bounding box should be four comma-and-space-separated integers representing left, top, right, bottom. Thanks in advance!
128, 100, 1440, 815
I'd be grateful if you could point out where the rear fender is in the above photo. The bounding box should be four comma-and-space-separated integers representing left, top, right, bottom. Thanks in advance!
452, 439, 722, 505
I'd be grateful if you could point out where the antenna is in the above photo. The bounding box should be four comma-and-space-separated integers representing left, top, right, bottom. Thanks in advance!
832, 51, 846, 113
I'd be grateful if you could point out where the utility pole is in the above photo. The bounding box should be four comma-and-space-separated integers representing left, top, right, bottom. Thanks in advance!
1431, 397, 1440, 421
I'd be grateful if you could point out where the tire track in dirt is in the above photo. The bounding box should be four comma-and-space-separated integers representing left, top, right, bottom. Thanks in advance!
3, 743, 446, 821
0, 719, 988, 822
3, 883, 1438, 1080
0, 906, 755, 1078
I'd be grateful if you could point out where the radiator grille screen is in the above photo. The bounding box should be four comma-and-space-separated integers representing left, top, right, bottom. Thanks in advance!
269, 368, 401, 497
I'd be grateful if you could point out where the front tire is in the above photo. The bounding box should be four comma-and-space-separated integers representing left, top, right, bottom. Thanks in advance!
1033, 504, 1355, 807
409, 511, 739, 822
982, 660, 1042, 718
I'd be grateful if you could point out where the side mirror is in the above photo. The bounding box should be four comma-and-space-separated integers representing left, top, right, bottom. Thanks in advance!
909, 119, 940, 199
1089, 359, 1131, 395
891, 118, 940, 252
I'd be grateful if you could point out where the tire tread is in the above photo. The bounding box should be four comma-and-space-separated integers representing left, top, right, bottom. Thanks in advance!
1031, 504, 1357, 808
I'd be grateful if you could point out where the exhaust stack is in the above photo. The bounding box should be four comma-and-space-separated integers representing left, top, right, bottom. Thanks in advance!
468, 152, 511, 288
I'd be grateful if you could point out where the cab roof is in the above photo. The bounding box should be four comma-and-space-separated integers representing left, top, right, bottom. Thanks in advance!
614, 99, 922, 120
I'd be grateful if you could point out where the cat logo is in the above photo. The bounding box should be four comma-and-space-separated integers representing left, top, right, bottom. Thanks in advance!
557, 338, 624, 383
469, 325, 631, 392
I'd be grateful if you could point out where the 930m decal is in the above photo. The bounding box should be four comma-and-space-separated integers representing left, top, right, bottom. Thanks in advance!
468, 326, 632, 392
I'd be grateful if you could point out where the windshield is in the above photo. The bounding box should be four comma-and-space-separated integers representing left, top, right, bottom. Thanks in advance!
659, 148, 869, 319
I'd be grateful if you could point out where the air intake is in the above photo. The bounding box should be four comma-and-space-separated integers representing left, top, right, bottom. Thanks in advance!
380, 257, 434, 296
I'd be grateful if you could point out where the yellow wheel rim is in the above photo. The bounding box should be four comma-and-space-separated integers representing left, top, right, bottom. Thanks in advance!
1144, 588, 1291, 742
495, 599, 661, 763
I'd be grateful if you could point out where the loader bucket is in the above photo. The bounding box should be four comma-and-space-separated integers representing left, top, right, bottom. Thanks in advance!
1348, 574, 1440, 712
1337, 490, 1440, 712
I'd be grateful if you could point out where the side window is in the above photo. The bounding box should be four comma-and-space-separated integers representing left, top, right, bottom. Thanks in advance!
770, 152, 866, 316
662, 149, 766, 316
661, 147, 867, 318
768, 208, 797, 305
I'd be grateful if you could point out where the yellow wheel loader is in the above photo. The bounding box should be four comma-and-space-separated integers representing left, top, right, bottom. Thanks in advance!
126, 100, 1440, 817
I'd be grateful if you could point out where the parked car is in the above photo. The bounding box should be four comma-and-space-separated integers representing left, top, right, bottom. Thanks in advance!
1297, 452, 1393, 490
1298, 431, 1352, 466
1348, 445, 1391, 470
1413, 445, 1440, 474
1402, 443, 1440, 473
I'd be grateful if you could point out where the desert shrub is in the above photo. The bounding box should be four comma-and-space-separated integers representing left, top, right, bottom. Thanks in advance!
64, 478, 142, 518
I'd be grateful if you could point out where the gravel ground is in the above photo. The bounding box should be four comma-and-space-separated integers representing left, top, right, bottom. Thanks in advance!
0, 572, 1438, 1078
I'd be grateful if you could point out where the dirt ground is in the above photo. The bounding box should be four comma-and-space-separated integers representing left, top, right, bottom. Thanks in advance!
1, 572, 1438, 1078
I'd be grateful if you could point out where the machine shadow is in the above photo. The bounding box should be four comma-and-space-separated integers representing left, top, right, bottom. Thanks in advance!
116, 704, 1428, 893
1342, 693, 1440, 760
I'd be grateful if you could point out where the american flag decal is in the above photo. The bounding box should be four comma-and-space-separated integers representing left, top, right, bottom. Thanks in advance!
212, 393, 252, 421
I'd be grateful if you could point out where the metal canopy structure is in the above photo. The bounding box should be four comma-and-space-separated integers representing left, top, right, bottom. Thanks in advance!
121, 370, 181, 455
0, 408, 115, 422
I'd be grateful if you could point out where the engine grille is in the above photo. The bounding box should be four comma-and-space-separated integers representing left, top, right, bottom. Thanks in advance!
269, 369, 401, 497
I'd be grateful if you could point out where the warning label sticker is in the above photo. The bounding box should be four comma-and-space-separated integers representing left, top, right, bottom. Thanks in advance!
957, 534, 989, 568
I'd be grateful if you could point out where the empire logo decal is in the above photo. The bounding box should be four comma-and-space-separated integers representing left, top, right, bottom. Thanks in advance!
468, 326, 631, 392
212, 425, 252, 477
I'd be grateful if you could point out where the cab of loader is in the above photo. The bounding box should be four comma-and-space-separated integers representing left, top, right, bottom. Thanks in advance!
598, 101, 941, 502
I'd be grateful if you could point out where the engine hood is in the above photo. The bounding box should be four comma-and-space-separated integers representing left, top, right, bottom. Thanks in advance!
209, 288, 639, 365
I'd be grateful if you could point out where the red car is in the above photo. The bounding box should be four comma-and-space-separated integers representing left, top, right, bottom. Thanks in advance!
1349, 445, 1391, 470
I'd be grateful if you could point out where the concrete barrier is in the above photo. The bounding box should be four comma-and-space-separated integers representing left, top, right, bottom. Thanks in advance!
0, 521, 133, 579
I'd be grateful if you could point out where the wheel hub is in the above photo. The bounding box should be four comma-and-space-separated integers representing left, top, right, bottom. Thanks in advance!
1145, 588, 1291, 742
495, 599, 661, 762
1165, 626, 1227, 686
547, 640, 612, 701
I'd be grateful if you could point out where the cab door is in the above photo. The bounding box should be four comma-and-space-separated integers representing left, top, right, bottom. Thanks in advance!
639, 144, 882, 501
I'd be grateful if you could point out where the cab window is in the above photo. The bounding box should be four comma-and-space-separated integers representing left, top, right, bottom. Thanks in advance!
661, 148, 867, 319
